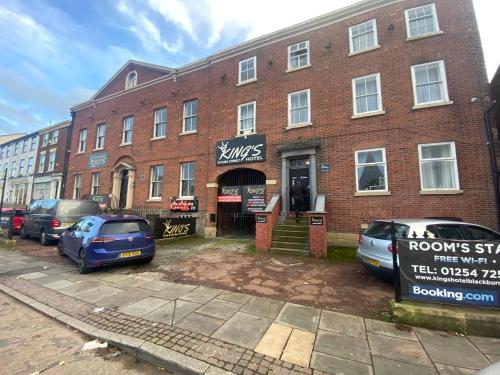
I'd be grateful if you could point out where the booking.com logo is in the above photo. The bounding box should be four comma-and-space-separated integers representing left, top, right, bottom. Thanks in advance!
409, 284, 498, 306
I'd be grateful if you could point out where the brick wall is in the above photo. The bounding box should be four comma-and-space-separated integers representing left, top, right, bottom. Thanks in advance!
65, 0, 497, 235
35, 125, 70, 176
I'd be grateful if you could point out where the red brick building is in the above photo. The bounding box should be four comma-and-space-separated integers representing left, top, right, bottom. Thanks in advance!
66, 0, 496, 243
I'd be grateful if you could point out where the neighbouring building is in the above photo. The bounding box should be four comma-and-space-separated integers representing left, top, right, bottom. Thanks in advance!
32, 120, 71, 200
0, 133, 39, 206
0, 133, 26, 146
65, 0, 496, 243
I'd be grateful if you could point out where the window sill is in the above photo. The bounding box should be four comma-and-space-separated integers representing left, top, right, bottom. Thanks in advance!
150, 136, 166, 141
406, 30, 444, 42
178, 196, 194, 200
237, 78, 257, 87
75, 151, 85, 155
180, 131, 197, 136
235, 131, 256, 138
285, 64, 312, 73
119, 143, 132, 147
92, 148, 104, 152
419, 189, 463, 195
351, 110, 386, 119
285, 122, 313, 130
413, 101, 453, 110
146, 198, 162, 202
348, 45, 381, 57
355, 191, 390, 197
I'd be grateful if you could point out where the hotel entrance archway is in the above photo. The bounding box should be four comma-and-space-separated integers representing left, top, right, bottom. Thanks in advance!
216, 168, 266, 237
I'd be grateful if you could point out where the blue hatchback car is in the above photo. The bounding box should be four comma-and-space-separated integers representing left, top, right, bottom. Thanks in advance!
58, 215, 156, 274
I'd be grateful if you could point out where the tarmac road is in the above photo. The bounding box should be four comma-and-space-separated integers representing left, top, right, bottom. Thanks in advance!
0, 292, 174, 375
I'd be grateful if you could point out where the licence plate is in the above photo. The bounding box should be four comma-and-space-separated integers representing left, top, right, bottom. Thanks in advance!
120, 250, 141, 258
61, 222, 74, 227
363, 256, 380, 267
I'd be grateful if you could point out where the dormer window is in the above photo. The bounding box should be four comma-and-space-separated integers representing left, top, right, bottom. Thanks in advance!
126, 71, 137, 89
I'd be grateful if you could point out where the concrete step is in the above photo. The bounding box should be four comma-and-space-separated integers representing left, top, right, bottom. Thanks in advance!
271, 240, 309, 250
269, 247, 310, 257
272, 229, 309, 238
274, 224, 309, 232
272, 234, 309, 242
282, 219, 309, 226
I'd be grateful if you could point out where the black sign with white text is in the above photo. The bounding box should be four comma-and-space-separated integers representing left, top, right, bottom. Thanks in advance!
154, 217, 196, 239
242, 185, 266, 213
398, 239, 500, 308
216, 135, 266, 165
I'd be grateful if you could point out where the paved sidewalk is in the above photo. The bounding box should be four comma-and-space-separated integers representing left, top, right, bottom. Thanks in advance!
0, 250, 498, 374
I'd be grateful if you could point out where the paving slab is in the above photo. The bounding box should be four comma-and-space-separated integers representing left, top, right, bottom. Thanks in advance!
469, 336, 500, 356
112, 277, 150, 289
217, 291, 252, 304
18, 272, 48, 280
42, 279, 77, 291
172, 300, 202, 324
119, 297, 170, 317
368, 332, 433, 367
195, 298, 241, 320
58, 280, 106, 296
178, 286, 222, 304
212, 312, 272, 349
240, 296, 284, 319
97, 288, 154, 310
175, 312, 225, 336
314, 330, 371, 364
319, 310, 366, 338
281, 328, 315, 368
414, 328, 490, 369
144, 301, 175, 325
372, 356, 437, 375
29, 274, 66, 286
154, 284, 198, 300
74, 285, 125, 303
434, 363, 478, 375
311, 351, 372, 375
275, 302, 321, 332
255, 323, 292, 358
138, 280, 173, 292
365, 319, 418, 341
94, 273, 131, 283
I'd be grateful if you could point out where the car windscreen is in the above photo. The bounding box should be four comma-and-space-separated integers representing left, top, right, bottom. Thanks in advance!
99, 220, 151, 235
363, 221, 410, 240
57, 201, 99, 217
14, 210, 26, 217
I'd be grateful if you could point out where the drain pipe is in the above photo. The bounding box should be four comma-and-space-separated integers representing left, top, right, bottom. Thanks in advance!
60, 111, 75, 199
484, 100, 500, 229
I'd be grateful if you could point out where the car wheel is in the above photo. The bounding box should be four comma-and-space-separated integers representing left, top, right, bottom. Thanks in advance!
78, 249, 90, 274
20, 226, 28, 239
40, 230, 50, 246
57, 241, 65, 257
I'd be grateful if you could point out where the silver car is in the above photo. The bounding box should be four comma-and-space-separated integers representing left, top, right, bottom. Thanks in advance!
357, 219, 500, 279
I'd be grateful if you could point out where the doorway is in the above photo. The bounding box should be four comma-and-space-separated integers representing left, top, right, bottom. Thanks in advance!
119, 170, 129, 208
289, 157, 311, 212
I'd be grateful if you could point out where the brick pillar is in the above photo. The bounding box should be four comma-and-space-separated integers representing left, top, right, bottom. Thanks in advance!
255, 195, 281, 253
309, 213, 327, 258
204, 183, 218, 237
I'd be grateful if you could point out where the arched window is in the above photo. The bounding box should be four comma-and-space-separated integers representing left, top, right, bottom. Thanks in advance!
126, 71, 137, 89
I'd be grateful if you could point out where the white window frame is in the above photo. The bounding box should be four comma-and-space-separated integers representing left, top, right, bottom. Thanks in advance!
352, 73, 383, 115
22, 139, 28, 153
179, 162, 195, 199
125, 71, 137, 89
51, 129, 59, 144
27, 157, 34, 175
96, 124, 106, 150
122, 116, 134, 145
237, 101, 256, 136
287, 41, 310, 71
238, 56, 257, 84
14, 142, 20, 155
30, 137, 37, 151
411, 60, 450, 107
349, 19, 379, 55
183, 100, 198, 133
355, 148, 388, 193
48, 149, 56, 172
19, 159, 25, 177
38, 151, 46, 173
42, 133, 49, 147
405, 3, 440, 39
287, 89, 311, 127
149, 165, 164, 199
91, 172, 101, 195
78, 129, 87, 153
418, 141, 460, 191
153, 108, 167, 139
10, 161, 17, 178
73, 175, 81, 200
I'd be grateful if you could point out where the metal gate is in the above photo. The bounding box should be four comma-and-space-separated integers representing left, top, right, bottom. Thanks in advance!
217, 168, 266, 237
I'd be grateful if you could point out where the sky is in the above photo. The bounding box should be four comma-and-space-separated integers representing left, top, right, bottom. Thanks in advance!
0, 0, 498, 135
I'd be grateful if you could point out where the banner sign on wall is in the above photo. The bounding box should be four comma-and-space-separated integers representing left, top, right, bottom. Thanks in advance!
218, 186, 242, 203
398, 239, 500, 308
216, 135, 266, 165
242, 185, 266, 213
170, 198, 198, 212
154, 217, 196, 239
88, 152, 108, 169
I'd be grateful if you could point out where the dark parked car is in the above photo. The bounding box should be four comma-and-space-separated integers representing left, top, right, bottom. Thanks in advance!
58, 215, 155, 274
21, 199, 100, 245
1, 208, 26, 234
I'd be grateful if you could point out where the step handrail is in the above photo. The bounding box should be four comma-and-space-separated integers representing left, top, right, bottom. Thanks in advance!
263, 194, 280, 212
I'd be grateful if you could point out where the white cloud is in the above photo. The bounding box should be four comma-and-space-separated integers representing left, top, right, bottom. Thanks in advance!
147, 0, 196, 41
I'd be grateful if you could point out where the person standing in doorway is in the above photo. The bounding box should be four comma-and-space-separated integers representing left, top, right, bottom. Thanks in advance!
291, 179, 306, 222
